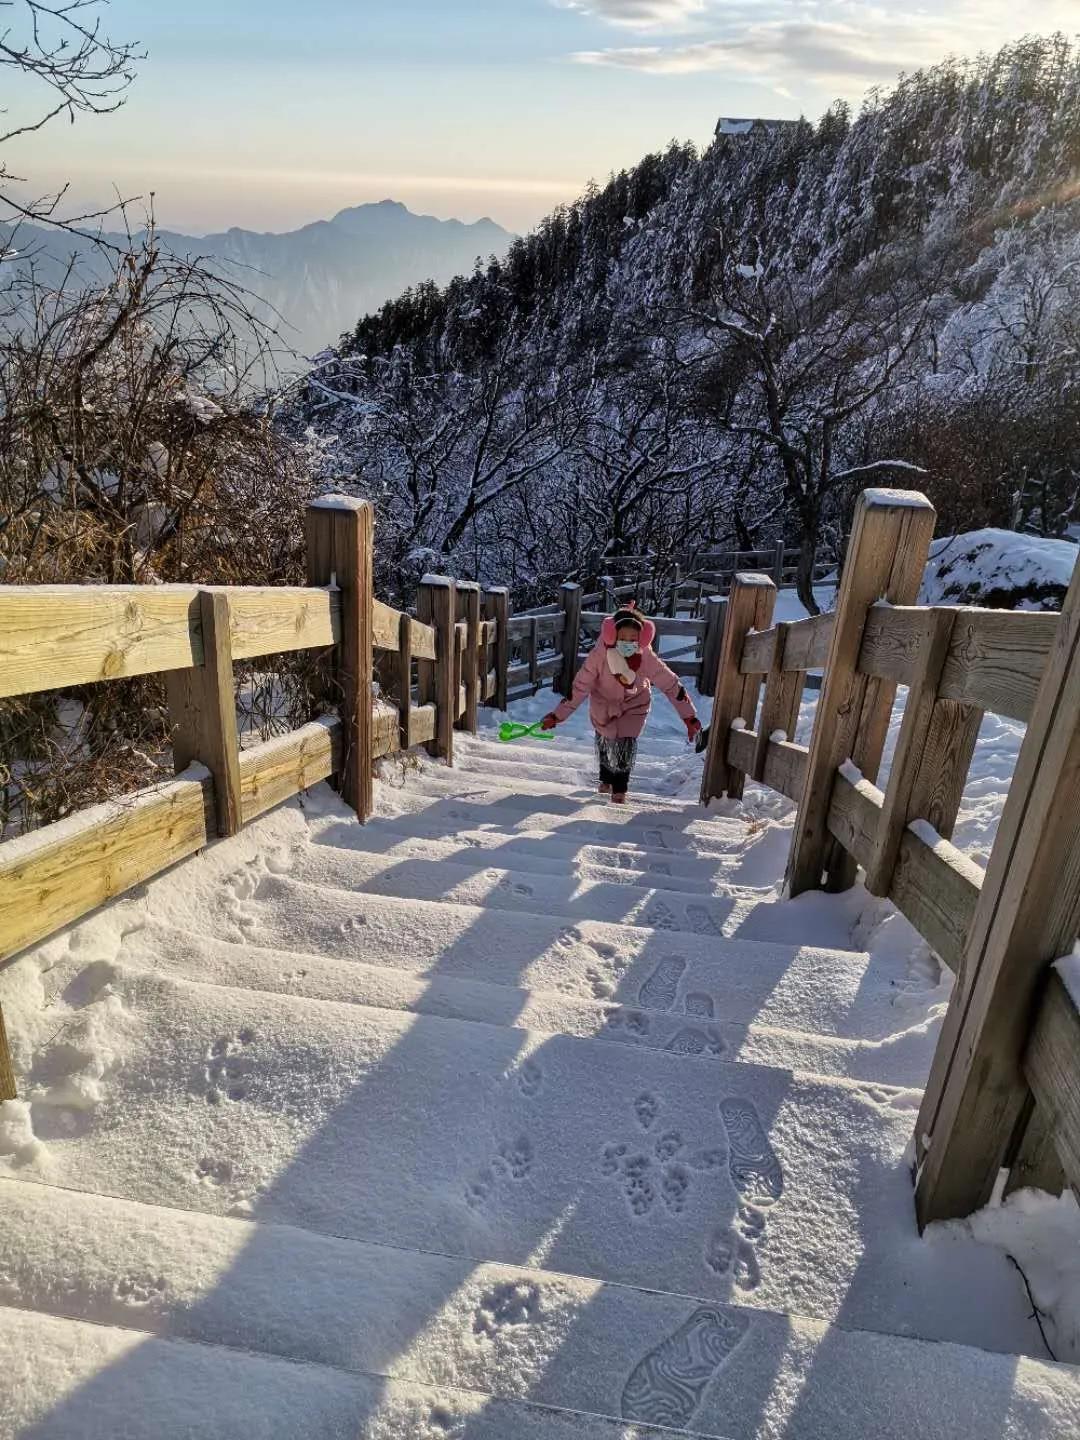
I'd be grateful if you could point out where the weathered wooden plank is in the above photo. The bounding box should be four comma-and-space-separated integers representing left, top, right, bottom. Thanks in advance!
408, 705, 436, 748
1023, 971, 1080, 1194
753, 623, 804, 783
739, 627, 778, 675
485, 587, 509, 712
860, 606, 1059, 723
396, 611, 412, 751
416, 576, 456, 763
864, 610, 956, 896
701, 575, 777, 804
369, 600, 437, 663
165, 591, 243, 838
238, 718, 340, 823
371, 698, 401, 758
456, 582, 481, 734
827, 769, 981, 978
783, 611, 834, 672
650, 616, 706, 638
915, 555, 1080, 1224
1003, 1095, 1066, 1200
306, 497, 374, 823
729, 727, 808, 804
0, 585, 345, 700
557, 584, 583, 698
939, 610, 1058, 722
698, 596, 726, 697
0, 767, 215, 963
0, 1003, 17, 1100
788, 490, 937, 897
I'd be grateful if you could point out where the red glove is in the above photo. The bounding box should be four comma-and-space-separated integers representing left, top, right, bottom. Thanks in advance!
540, 713, 558, 731
684, 717, 702, 744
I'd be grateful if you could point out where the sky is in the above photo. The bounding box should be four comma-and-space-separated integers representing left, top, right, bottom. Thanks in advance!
7, 1, 1078, 236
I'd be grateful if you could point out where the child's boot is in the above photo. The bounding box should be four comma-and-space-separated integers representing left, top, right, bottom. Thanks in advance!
598, 782, 612, 796
611, 790, 627, 805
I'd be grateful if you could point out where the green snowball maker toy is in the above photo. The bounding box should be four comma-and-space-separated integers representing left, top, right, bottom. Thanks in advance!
497, 720, 557, 743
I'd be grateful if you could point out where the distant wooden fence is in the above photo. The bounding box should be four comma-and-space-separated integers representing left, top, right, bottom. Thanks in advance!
702, 488, 1080, 1225
595, 544, 836, 615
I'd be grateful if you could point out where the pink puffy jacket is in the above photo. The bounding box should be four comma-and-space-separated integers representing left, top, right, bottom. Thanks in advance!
552, 615, 698, 740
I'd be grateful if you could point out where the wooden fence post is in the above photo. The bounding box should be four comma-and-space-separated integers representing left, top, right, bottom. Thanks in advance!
863, 609, 982, 897
529, 618, 540, 689
752, 622, 803, 783
700, 575, 776, 804
786, 490, 937, 898
396, 611, 412, 752
914, 553, 1080, 1225
668, 563, 682, 617
558, 582, 583, 698
165, 589, 242, 836
773, 541, 786, 589
485, 587, 509, 710
698, 595, 726, 698
456, 581, 481, 733
305, 496, 375, 822
0, 1002, 16, 1101
601, 576, 615, 613
416, 574, 456, 763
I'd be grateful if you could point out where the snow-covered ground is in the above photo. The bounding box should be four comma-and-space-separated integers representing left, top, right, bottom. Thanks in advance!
1, 576, 1079, 1436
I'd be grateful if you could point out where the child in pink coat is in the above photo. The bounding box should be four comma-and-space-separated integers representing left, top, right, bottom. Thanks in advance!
540, 604, 701, 803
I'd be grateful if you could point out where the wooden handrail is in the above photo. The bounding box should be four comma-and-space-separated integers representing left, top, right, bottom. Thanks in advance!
704, 486, 1080, 1224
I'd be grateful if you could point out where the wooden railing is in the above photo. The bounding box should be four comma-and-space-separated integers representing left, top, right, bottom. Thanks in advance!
701, 488, 1080, 1226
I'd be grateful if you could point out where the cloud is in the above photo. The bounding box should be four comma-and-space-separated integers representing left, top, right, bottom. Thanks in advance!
566, 3, 1080, 93
555, 1, 707, 30
572, 18, 920, 84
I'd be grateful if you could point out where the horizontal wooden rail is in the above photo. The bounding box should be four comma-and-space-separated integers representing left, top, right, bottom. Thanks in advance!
740, 611, 834, 675
372, 599, 437, 663
859, 605, 1058, 724
0, 584, 344, 699
826, 768, 982, 977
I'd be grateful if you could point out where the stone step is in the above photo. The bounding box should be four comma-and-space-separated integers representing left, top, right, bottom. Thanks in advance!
3, 1186, 1076, 1440
10, 965, 1034, 1354
120, 925, 936, 1086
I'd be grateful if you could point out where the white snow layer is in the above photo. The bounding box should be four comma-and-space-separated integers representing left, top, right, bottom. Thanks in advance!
921, 528, 1078, 607
1, 613, 1079, 1436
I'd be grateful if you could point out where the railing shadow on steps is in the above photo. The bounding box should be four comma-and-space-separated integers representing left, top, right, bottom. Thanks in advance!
699, 486, 1080, 1229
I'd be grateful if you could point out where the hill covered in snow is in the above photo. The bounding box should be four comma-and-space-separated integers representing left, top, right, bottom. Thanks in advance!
282, 36, 1080, 612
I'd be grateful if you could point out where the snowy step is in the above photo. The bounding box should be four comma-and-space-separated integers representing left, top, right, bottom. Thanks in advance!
121, 924, 937, 1086
8, 965, 1032, 1353
370, 781, 778, 860
460, 731, 685, 771
381, 763, 694, 810
203, 875, 923, 1044
4, 1185, 1078, 1440
5, 1299, 1078, 1440
279, 839, 769, 933
339, 812, 747, 885
304, 817, 742, 896
451, 751, 697, 797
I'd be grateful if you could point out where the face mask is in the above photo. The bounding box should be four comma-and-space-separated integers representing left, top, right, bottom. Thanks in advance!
616, 639, 640, 658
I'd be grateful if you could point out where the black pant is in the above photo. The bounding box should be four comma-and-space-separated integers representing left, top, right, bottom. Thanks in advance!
596, 734, 637, 795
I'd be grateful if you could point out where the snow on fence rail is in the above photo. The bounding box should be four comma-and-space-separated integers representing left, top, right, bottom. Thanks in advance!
701, 488, 1080, 1229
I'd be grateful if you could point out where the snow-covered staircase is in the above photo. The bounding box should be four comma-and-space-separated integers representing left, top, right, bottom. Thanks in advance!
3, 728, 1079, 1437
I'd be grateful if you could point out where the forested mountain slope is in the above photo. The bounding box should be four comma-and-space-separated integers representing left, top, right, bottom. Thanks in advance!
284, 36, 1080, 612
